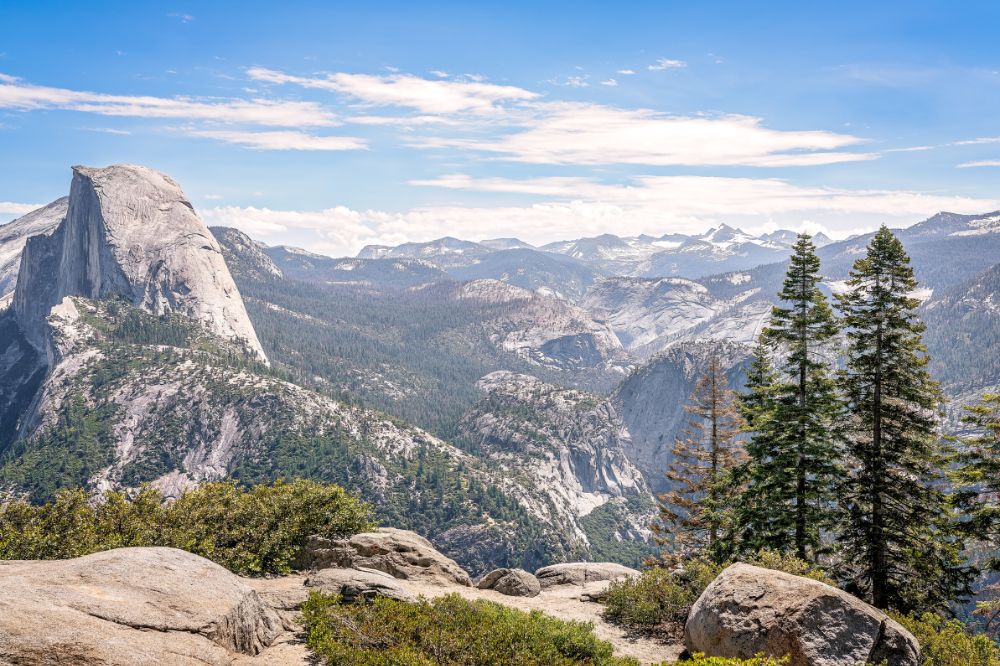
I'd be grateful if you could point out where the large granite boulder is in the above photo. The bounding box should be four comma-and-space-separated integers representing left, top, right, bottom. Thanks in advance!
298, 527, 472, 586
477, 568, 541, 597
534, 562, 639, 588
306, 567, 416, 602
685, 563, 920, 666
0, 547, 282, 665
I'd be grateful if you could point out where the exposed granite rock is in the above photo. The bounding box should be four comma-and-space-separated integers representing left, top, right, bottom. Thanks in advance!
13, 164, 266, 363
477, 568, 541, 597
685, 563, 920, 666
298, 528, 473, 586
0, 547, 282, 665
534, 562, 639, 588
306, 567, 416, 602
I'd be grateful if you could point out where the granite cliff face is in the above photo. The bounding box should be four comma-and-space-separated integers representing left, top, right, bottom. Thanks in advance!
13, 165, 265, 363
0, 197, 67, 302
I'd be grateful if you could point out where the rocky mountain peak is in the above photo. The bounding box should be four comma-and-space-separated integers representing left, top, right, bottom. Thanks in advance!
13, 164, 266, 363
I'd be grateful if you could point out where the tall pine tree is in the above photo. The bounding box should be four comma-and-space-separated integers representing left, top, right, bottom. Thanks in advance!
735, 234, 842, 561
652, 354, 744, 565
836, 225, 970, 612
954, 393, 1000, 567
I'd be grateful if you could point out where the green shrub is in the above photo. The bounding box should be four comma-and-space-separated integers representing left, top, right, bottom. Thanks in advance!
678, 655, 787, 665
894, 612, 1000, 666
302, 591, 640, 666
602, 551, 831, 633
602, 560, 723, 631
0, 479, 374, 575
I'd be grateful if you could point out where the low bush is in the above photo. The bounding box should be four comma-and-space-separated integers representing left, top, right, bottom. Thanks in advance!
602, 550, 831, 634
0, 478, 374, 575
894, 612, 1000, 666
302, 591, 640, 665
602, 560, 722, 633
678, 656, 787, 665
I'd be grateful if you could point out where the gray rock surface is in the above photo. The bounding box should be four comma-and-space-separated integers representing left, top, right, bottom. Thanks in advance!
0, 547, 282, 665
534, 562, 639, 588
477, 568, 542, 597
13, 164, 266, 362
298, 528, 473, 586
306, 567, 416, 602
0, 196, 66, 299
685, 563, 920, 666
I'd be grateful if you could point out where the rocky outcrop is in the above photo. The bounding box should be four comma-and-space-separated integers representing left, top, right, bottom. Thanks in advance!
306, 567, 416, 602
13, 165, 265, 362
297, 528, 473, 586
460, 371, 655, 554
613, 342, 750, 492
685, 563, 920, 666
0, 547, 282, 665
534, 562, 639, 588
477, 568, 542, 597
0, 197, 67, 300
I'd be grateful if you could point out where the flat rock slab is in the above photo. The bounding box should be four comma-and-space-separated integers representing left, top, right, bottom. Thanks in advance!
685, 563, 920, 666
477, 568, 541, 597
306, 567, 416, 602
0, 547, 282, 666
298, 527, 472, 586
535, 562, 639, 588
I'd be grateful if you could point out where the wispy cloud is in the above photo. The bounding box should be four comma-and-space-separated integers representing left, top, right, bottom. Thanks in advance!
202, 175, 999, 258
0, 201, 43, 216
413, 102, 876, 167
0, 73, 338, 126
616, 69, 635, 75
648, 58, 687, 71
957, 160, 1000, 168
186, 129, 367, 151
956, 136, 1000, 146
885, 145, 934, 153
247, 67, 537, 114
600, 79, 618, 87
167, 12, 194, 23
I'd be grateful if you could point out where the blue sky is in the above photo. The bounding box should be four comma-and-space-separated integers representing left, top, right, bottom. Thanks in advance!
1, 0, 999, 255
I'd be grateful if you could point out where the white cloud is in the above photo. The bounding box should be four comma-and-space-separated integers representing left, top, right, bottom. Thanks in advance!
429, 70, 449, 78
413, 103, 876, 167
202, 175, 1000, 257
246, 67, 537, 114
616, 69, 635, 75
186, 129, 367, 151
885, 145, 934, 153
956, 136, 1000, 145
0, 201, 43, 216
958, 160, 1000, 168
600, 79, 618, 87
168, 12, 194, 23
203, 194, 224, 200
648, 58, 687, 71
0, 73, 338, 126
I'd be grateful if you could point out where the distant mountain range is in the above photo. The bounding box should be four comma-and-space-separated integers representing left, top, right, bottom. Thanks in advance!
359, 224, 835, 282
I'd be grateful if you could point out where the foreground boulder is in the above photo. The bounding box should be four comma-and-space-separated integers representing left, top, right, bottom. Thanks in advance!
535, 562, 639, 588
306, 567, 416, 602
477, 568, 542, 597
685, 563, 920, 666
0, 547, 282, 665
297, 528, 472, 586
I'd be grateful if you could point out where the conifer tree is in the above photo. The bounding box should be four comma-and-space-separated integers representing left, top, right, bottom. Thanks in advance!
735, 234, 842, 561
836, 225, 970, 612
653, 354, 744, 565
954, 393, 1000, 568
731, 342, 792, 554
